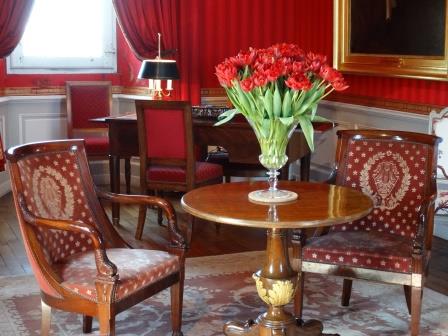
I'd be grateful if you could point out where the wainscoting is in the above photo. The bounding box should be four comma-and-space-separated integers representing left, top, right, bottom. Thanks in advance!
0, 95, 446, 239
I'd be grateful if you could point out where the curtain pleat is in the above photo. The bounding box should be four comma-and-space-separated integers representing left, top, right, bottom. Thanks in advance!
0, 0, 34, 171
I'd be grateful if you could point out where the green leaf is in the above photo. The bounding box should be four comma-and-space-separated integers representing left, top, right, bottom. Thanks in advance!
279, 116, 294, 126
214, 109, 238, 126
263, 89, 274, 119
273, 85, 282, 117
261, 118, 271, 138
298, 115, 315, 151
282, 90, 292, 118
310, 103, 318, 120
311, 115, 332, 123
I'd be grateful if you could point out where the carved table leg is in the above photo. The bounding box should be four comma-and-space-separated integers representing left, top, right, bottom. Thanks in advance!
223, 228, 338, 336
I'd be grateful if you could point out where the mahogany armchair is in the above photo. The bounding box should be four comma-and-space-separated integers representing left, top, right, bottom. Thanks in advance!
6, 139, 187, 336
135, 100, 223, 240
66, 81, 131, 193
292, 130, 441, 336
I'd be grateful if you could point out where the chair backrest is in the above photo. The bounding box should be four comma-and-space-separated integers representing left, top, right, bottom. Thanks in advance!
135, 100, 195, 186
332, 130, 440, 239
66, 81, 112, 138
6, 140, 126, 295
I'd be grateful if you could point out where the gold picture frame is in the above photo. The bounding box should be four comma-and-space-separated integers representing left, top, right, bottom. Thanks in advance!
333, 0, 448, 81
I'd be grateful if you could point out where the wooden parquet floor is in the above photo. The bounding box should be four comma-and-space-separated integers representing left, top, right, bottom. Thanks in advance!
0, 190, 447, 295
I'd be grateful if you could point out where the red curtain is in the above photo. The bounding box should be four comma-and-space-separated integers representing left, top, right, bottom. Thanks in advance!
0, 0, 34, 171
0, 0, 34, 57
113, 0, 178, 60
113, 0, 200, 104
179, 0, 200, 104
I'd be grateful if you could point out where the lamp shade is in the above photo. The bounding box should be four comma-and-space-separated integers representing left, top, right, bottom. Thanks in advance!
138, 59, 180, 80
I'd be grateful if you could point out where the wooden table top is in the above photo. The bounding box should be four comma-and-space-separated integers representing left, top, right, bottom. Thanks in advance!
181, 181, 373, 229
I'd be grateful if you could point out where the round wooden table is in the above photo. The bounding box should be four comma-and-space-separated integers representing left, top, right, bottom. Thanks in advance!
181, 181, 373, 336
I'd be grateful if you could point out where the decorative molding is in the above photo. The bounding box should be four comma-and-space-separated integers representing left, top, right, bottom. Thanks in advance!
0, 85, 149, 97
18, 112, 67, 144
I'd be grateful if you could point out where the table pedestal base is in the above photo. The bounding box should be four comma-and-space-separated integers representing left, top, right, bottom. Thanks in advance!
224, 316, 338, 336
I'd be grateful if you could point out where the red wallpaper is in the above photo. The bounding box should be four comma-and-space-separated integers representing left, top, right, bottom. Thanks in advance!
1, 0, 448, 109
197, 0, 448, 109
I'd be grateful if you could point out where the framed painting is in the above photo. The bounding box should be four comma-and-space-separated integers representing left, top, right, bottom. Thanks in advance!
333, 0, 448, 80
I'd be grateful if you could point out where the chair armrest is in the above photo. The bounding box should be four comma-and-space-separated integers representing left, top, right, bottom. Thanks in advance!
325, 166, 338, 184
96, 189, 187, 250
18, 194, 117, 280
413, 193, 437, 257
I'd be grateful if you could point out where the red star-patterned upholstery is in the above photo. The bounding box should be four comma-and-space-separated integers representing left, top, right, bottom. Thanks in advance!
302, 137, 433, 274
148, 162, 223, 184
55, 249, 179, 302
17, 150, 96, 264
303, 231, 412, 273
293, 130, 441, 336
6, 140, 187, 335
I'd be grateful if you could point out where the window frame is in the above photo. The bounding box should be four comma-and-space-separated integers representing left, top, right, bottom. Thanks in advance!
7, 0, 117, 74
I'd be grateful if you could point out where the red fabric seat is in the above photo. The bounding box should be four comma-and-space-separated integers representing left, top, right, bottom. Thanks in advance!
84, 136, 109, 155
55, 248, 179, 302
303, 231, 412, 273
147, 162, 223, 184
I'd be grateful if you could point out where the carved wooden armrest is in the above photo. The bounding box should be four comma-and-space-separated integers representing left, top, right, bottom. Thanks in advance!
96, 189, 187, 250
18, 194, 117, 280
412, 194, 437, 257
325, 166, 338, 185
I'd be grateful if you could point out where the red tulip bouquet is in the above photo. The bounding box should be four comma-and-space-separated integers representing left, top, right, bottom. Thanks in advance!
215, 43, 348, 202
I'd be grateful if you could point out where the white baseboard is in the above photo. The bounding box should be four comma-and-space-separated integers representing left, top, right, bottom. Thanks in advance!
434, 215, 448, 240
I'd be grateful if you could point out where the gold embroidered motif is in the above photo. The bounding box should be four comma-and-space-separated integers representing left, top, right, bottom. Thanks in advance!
32, 165, 75, 219
360, 151, 410, 210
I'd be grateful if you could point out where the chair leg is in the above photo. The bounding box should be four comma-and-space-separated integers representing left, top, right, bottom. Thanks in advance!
83, 315, 93, 333
341, 279, 353, 307
124, 158, 131, 194
136, 205, 147, 240
293, 271, 305, 319
170, 274, 184, 336
225, 175, 231, 183
98, 314, 115, 336
410, 286, 423, 336
404, 285, 412, 314
187, 214, 195, 245
41, 300, 51, 336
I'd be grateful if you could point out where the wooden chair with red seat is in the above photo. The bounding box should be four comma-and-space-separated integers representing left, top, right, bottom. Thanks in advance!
6, 139, 187, 336
292, 130, 441, 336
66, 81, 131, 193
135, 100, 223, 240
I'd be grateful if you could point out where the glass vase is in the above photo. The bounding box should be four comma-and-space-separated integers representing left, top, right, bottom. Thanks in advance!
247, 118, 299, 203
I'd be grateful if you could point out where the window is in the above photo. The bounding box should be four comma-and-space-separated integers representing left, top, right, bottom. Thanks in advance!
7, 0, 117, 74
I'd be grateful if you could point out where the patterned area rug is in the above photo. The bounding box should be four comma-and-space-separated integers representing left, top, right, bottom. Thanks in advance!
0, 251, 447, 336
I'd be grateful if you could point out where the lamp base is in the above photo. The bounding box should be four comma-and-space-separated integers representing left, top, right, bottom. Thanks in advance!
248, 189, 298, 203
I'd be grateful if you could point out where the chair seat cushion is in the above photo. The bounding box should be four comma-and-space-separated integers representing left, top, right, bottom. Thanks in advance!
302, 231, 413, 273
147, 162, 223, 184
84, 136, 109, 155
54, 248, 179, 302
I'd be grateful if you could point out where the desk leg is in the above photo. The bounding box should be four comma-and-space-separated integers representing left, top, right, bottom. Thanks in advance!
300, 153, 311, 182
224, 228, 337, 336
110, 155, 120, 225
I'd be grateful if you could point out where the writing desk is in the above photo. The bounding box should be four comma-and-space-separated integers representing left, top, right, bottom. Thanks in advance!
93, 114, 329, 224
